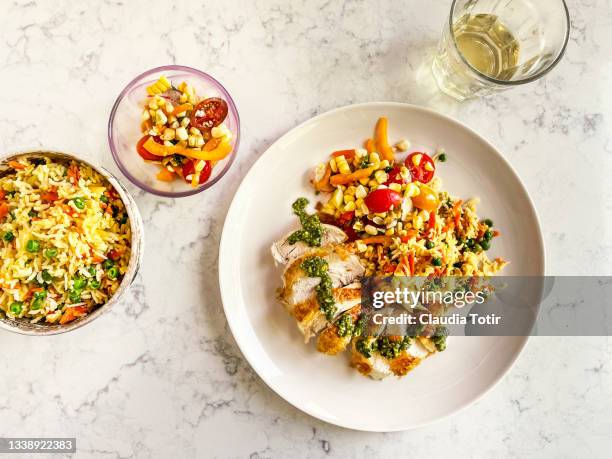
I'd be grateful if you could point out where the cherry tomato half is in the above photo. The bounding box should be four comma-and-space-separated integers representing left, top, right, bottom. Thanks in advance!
136, 135, 161, 161
364, 188, 403, 213
182, 159, 212, 185
190, 98, 228, 131
384, 166, 408, 185
405, 152, 435, 183
411, 184, 439, 212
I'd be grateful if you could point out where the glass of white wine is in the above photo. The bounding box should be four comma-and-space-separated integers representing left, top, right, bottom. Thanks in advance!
432, 0, 570, 101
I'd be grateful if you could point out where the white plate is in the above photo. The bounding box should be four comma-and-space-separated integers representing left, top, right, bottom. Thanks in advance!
219, 102, 544, 431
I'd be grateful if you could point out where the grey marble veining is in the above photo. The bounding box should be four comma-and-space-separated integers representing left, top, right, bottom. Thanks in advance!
0, 0, 611, 457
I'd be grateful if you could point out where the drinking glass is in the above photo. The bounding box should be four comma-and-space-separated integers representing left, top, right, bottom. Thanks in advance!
432, 0, 570, 101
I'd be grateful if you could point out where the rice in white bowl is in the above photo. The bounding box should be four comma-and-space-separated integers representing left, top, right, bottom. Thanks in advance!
0, 156, 131, 324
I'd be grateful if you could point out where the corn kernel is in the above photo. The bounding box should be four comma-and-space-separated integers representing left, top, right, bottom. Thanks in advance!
321, 204, 335, 215
372, 216, 384, 225
141, 110, 150, 121
364, 224, 378, 236
195, 136, 205, 148
356, 241, 368, 252
343, 201, 356, 212
188, 135, 197, 147
430, 177, 442, 191
211, 126, 225, 138
331, 188, 343, 208
163, 140, 174, 147
355, 148, 368, 157
389, 183, 402, 193
385, 228, 395, 236
176, 127, 188, 141
360, 202, 369, 215
329, 158, 338, 173
180, 117, 190, 128
165, 102, 174, 114
189, 126, 201, 136
369, 152, 380, 167
359, 177, 370, 185
148, 99, 159, 110
419, 210, 430, 221
345, 186, 356, 197
395, 139, 410, 152
161, 128, 175, 141
336, 155, 351, 174
413, 214, 424, 230
424, 161, 434, 172
368, 179, 379, 188
406, 183, 420, 197
411, 153, 422, 167
379, 160, 390, 170
355, 185, 367, 199
374, 170, 388, 184
343, 194, 355, 203
170, 121, 179, 129
179, 93, 188, 104
353, 220, 364, 231
155, 109, 167, 125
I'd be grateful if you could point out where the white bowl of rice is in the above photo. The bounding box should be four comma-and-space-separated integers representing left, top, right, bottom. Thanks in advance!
0, 151, 144, 335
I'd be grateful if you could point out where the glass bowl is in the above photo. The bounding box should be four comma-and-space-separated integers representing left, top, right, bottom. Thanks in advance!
108, 65, 240, 197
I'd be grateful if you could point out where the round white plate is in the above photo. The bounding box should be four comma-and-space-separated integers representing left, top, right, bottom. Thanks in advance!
219, 102, 544, 431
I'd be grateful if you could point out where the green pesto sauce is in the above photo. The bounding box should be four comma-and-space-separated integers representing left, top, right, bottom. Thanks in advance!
287, 198, 323, 247
337, 313, 366, 338
300, 256, 336, 321
356, 336, 413, 359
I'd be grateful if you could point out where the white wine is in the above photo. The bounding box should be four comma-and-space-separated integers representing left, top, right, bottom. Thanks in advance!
453, 14, 520, 80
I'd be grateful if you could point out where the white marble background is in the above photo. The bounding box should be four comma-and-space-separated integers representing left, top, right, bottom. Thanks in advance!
0, 0, 611, 457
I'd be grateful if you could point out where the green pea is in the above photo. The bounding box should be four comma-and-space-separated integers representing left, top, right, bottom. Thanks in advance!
33, 290, 47, 300
73, 276, 87, 290
26, 239, 40, 252
425, 240, 435, 249
432, 257, 442, 267
384, 165, 393, 173
480, 240, 491, 250
102, 259, 114, 270
100, 195, 109, 204
69, 290, 82, 303
31, 298, 44, 310
41, 270, 52, 283
119, 214, 128, 225
438, 153, 447, 162
466, 239, 475, 249
87, 266, 96, 276
473, 243, 483, 253
3, 231, 14, 242
484, 218, 493, 227
44, 248, 58, 259
9, 301, 23, 315
89, 279, 101, 289
484, 230, 493, 241
72, 197, 85, 209
28, 209, 38, 218
107, 267, 119, 280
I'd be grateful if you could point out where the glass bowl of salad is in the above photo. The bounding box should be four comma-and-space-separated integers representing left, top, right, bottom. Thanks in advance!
108, 65, 240, 197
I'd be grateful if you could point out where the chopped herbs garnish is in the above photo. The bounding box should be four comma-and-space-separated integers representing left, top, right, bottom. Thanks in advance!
287, 198, 324, 247
300, 256, 336, 320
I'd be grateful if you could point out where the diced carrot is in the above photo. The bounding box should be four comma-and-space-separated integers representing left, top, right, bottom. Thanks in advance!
68, 163, 80, 185
156, 168, 175, 182
408, 252, 415, 276
8, 161, 26, 170
374, 117, 394, 161
0, 190, 5, 200
331, 149, 356, 159
492, 230, 501, 237
330, 167, 374, 186
59, 306, 88, 325
40, 190, 59, 202
359, 235, 392, 245
0, 202, 9, 220
91, 255, 105, 264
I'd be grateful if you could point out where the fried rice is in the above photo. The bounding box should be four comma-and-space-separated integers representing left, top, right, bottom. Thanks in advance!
0, 156, 131, 325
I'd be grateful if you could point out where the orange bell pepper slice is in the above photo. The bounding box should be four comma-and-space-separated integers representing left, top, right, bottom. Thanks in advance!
331, 149, 356, 159
374, 117, 394, 161
0, 202, 9, 220
59, 305, 88, 324
330, 167, 374, 186
8, 161, 26, 170
156, 168, 176, 182
172, 103, 193, 115
364, 138, 375, 154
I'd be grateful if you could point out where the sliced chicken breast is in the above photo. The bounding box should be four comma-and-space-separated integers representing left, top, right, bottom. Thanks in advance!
277, 245, 365, 342
316, 304, 362, 356
350, 337, 434, 380
271, 224, 348, 265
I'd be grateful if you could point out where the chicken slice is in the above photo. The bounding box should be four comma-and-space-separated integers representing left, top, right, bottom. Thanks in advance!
316, 304, 362, 356
271, 224, 348, 265
350, 337, 434, 380
277, 245, 365, 342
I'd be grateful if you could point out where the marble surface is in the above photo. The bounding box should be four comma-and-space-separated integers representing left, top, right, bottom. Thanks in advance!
1, 0, 611, 457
